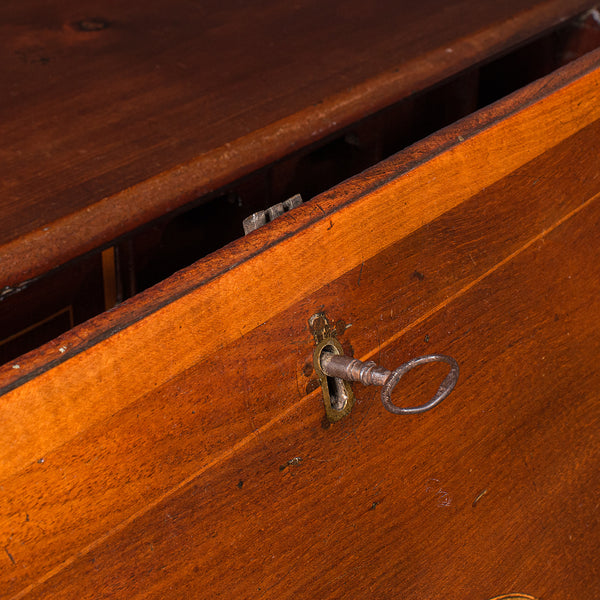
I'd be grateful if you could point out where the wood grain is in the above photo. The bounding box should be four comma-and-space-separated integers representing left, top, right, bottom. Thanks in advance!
3, 121, 599, 596
1, 50, 600, 597
0, 0, 596, 287
10, 132, 600, 600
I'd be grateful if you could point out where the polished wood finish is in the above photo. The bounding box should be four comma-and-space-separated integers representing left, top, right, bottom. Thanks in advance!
1, 46, 599, 597
30, 200, 600, 599
0, 0, 597, 289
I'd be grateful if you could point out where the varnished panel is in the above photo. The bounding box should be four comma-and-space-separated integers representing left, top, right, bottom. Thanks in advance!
16, 155, 600, 600
0, 0, 596, 286
4, 118, 600, 597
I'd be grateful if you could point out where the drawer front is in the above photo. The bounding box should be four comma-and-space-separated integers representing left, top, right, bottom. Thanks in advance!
1, 51, 600, 598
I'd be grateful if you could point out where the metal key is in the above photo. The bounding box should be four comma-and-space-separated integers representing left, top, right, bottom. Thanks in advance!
319, 352, 459, 415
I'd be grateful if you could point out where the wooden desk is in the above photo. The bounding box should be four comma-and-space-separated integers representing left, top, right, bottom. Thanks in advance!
2, 33, 600, 600
1, 3, 600, 598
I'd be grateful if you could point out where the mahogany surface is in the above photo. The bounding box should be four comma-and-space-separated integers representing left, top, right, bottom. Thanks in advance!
1, 44, 599, 600
0, 0, 597, 288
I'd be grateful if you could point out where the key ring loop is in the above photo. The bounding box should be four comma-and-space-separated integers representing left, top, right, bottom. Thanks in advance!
380, 354, 459, 415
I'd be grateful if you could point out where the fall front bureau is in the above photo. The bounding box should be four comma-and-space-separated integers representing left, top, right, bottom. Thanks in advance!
1, 35, 600, 598
2, 2, 600, 598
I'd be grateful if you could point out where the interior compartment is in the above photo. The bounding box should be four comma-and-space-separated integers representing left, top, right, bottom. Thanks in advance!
2, 9, 600, 366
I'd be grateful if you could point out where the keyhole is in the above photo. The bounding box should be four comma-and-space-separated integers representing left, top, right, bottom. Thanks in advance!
320, 343, 350, 411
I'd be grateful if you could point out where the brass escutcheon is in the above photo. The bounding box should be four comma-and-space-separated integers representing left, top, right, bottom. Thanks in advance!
309, 312, 355, 422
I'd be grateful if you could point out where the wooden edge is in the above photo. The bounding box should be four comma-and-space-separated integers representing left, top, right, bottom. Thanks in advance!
2, 46, 600, 394
0, 0, 595, 288
0, 47, 599, 483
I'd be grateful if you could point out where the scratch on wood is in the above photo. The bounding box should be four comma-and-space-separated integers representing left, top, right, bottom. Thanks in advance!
436, 489, 452, 507
472, 488, 488, 507
426, 478, 452, 507
4, 546, 15, 565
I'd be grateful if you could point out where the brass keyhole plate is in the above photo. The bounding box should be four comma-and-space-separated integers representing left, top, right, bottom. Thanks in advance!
309, 312, 355, 423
